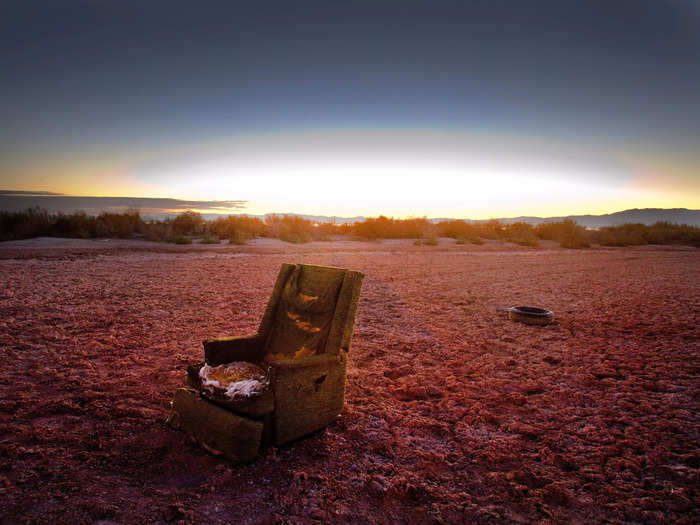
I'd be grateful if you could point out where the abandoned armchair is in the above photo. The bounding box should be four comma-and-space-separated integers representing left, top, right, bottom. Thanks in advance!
167, 263, 364, 463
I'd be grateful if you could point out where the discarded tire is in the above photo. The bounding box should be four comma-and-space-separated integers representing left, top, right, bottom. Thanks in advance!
508, 306, 554, 325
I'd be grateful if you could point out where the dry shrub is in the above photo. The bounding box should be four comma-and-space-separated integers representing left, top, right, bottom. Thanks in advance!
644, 221, 700, 245
535, 219, 590, 248
0, 207, 52, 240
4, 208, 698, 250
167, 235, 192, 245
596, 224, 648, 246
171, 210, 205, 235
280, 232, 310, 244
97, 210, 144, 237
592, 222, 700, 247
353, 216, 435, 240
198, 234, 220, 244
560, 232, 590, 249
477, 220, 505, 239
512, 233, 539, 247
228, 230, 252, 245
504, 222, 539, 247
0, 208, 147, 240
265, 215, 313, 243
209, 215, 266, 241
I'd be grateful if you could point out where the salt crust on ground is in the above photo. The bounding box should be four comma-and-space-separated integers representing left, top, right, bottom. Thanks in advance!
0, 240, 698, 524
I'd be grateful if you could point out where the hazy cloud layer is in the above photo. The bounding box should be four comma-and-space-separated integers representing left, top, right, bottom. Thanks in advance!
0, 195, 247, 218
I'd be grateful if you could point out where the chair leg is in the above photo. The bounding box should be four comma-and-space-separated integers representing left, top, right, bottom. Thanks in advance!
168, 388, 263, 463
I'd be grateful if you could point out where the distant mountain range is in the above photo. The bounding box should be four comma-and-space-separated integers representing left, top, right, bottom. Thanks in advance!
0, 191, 697, 227
262, 208, 700, 227
434, 208, 700, 228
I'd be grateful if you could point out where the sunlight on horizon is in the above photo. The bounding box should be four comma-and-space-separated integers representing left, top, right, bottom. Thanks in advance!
5, 130, 698, 219
120, 130, 698, 218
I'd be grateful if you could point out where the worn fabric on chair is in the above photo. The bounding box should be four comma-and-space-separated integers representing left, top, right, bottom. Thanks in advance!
199, 362, 269, 400
187, 361, 275, 418
264, 265, 344, 361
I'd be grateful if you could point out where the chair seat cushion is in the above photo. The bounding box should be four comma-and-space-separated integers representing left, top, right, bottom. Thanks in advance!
200, 361, 269, 398
186, 362, 274, 418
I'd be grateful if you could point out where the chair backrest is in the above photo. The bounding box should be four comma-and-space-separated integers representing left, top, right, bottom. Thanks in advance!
259, 263, 363, 360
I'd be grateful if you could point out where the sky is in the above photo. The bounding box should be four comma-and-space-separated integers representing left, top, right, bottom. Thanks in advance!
1, 0, 699, 218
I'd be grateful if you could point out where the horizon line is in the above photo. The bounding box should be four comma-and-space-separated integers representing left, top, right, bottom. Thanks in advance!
0, 191, 698, 222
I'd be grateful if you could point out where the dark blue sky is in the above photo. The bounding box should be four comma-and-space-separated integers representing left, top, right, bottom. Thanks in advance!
1, 0, 699, 216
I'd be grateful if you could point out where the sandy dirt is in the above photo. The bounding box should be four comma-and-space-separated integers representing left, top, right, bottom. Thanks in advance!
0, 240, 698, 524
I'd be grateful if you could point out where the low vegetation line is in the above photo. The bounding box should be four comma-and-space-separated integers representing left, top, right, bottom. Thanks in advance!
1, 208, 698, 248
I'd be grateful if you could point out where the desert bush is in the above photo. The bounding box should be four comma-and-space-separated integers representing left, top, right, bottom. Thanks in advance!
455, 236, 485, 245
96, 210, 144, 238
352, 216, 435, 239
512, 233, 539, 247
228, 230, 253, 245
209, 215, 266, 241
589, 222, 700, 247
503, 222, 539, 247
50, 211, 95, 238
422, 236, 439, 246
640, 222, 698, 245
0, 207, 52, 240
352, 216, 394, 239
167, 235, 192, 245
560, 233, 590, 249
0, 207, 150, 240
281, 232, 310, 243
172, 210, 205, 235
313, 226, 341, 240
265, 215, 315, 243
437, 219, 489, 245
4, 207, 698, 250
595, 224, 648, 246
535, 219, 590, 248
199, 234, 220, 244
142, 220, 170, 242
479, 220, 505, 239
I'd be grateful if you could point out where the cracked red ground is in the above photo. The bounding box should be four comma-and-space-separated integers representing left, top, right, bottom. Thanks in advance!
0, 240, 698, 524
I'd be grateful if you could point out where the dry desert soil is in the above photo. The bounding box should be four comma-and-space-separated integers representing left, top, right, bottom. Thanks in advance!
0, 238, 698, 524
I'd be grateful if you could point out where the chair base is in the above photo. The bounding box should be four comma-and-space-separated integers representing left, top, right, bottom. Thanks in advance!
167, 388, 263, 463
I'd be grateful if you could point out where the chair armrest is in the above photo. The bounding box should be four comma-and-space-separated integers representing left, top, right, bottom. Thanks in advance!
268, 352, 347, 385
268, 352, 344, 370
203, 334, 264, 365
